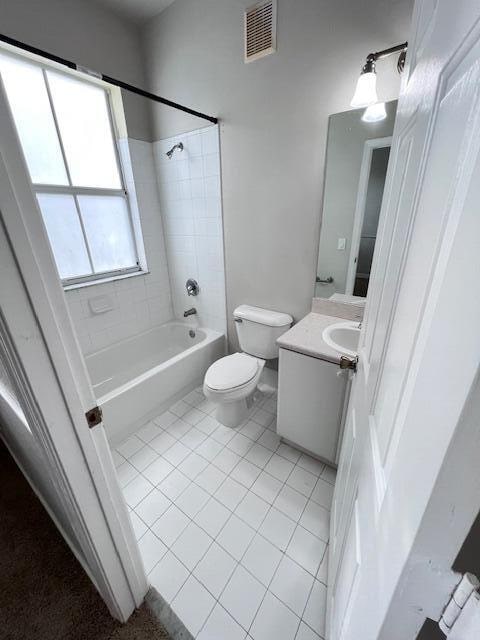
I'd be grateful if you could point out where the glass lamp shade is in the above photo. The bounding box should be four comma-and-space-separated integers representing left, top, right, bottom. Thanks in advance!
362, 102, 387, 123
350, 72, 378, 108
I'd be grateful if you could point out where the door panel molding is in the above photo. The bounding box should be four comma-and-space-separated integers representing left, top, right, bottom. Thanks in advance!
407, 0, 439, 76
362, 122, 415, 389
330, 407, 358, 579
331, 497, 361, 640
367, 116, 418, 407
375, 20, 480, 473
368, 417, 386, 515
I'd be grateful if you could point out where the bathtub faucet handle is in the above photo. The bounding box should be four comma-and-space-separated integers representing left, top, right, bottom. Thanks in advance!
184, 307, 197, 317
186, 279, 199, 296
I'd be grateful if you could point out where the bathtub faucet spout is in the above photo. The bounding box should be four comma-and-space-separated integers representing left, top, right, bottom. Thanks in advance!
184, 307, 197, 317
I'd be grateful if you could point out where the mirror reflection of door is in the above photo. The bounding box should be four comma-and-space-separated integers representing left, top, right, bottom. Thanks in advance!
315, 100, 397, 302
348, 143, 390, 297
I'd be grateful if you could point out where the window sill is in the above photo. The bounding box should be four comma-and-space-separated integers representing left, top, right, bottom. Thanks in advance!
63, 269, 150, 291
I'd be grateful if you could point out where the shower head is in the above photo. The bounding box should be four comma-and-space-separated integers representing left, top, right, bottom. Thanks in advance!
166, 142, 184, 159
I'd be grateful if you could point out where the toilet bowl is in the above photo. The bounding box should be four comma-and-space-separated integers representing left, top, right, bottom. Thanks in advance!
203, 353, 265, 428
203, 305, 292, 428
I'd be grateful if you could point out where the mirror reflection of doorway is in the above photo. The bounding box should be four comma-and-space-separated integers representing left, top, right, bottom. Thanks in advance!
346, 139, 391, 297
315, 101, 397, 302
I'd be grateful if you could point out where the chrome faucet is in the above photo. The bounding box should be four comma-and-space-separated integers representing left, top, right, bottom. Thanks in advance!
186, 278, 199, 296
184, 307, 197, 317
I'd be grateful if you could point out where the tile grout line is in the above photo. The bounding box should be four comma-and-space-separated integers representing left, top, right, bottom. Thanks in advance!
160, 464, 325, 634
116, 387, 334, 639
131, 461, 329, 566
237, 458, 319, 637
130, 442, 330, 579
147, 462, 283, 634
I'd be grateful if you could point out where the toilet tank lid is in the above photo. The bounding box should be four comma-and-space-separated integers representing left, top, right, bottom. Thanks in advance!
233, 305, 293, 327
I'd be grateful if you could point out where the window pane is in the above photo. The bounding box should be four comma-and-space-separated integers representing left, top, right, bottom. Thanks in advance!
37, 194, 91, 279
77, 195, 137, 273
0, 54, 68, 185
46, 71, 121, 188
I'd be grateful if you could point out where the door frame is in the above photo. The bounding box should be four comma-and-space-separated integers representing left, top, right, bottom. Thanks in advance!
345, 136, 392, 295
0, 79, 147, 621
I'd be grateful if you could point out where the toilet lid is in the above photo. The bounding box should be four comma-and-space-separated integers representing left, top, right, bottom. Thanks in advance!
205, 353, 259, 391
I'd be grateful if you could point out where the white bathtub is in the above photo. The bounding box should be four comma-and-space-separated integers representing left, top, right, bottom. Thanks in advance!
85, 322, 225, 445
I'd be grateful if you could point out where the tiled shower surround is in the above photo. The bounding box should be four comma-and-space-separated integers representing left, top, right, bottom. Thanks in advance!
66, 124, 226, 355
114, 387, 333, 640
154, 125, 226, 334
65, 138, 173, 354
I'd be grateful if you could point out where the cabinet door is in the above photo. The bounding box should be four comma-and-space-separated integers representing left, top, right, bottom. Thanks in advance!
277, 348, 346, 463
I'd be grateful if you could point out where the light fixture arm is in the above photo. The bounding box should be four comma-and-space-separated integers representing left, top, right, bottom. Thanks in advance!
365, 41, 408, 74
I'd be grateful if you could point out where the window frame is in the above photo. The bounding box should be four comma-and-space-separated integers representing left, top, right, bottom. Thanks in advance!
0, 49, 143, 287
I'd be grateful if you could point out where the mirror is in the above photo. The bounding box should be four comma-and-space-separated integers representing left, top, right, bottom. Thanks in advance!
315, 100, 397, 301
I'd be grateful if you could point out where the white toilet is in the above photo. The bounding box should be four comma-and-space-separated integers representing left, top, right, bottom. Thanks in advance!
203, 305, 292, 428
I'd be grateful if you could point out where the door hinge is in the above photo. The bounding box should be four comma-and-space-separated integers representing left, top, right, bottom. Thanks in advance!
439, 573, 480, 635
339, 355, 358, 373
448, 591, 480, 639
85, 405, 103, 429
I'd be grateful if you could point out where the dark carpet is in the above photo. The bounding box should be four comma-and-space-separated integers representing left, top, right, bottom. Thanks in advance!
0, 441, 170, 640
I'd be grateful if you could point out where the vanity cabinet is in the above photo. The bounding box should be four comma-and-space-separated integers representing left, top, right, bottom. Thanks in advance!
277, 347, 347, 465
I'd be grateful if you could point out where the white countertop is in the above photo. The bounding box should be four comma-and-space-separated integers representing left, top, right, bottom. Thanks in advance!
277, 312, 348, 364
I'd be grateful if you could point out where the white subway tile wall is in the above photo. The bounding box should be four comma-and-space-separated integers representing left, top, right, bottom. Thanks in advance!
66, 127, 226, 356
154, 125, 227, 335
65, 139, 173, 355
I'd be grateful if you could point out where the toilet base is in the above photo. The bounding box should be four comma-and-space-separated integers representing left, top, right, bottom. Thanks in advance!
214, 392, 255, 428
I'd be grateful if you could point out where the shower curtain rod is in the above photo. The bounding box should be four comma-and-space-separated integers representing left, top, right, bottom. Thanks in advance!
0, 32, 219, 125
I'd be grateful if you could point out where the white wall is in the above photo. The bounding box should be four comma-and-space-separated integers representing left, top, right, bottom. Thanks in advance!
66, 139, 173, 355
0, 0, 151, 141
143, 0, 413, 349
154, 125, 226, 334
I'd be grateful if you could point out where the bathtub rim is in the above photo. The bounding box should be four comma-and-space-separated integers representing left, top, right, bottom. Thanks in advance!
93, 322, 224, 405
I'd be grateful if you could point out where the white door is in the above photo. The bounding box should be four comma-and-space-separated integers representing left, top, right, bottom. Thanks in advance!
328, 1, 480, 638
0, 76, 147, 620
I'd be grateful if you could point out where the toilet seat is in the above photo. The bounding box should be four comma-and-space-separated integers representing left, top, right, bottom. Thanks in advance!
205, 353, 259, 391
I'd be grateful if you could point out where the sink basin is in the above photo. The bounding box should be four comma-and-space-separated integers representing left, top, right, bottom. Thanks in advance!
322, 321, 361, 357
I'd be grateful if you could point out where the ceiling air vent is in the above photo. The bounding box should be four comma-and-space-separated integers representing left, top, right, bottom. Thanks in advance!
244, 0, 277, 63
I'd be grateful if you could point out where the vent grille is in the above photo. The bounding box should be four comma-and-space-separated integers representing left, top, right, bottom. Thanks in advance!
244, 0, 277, 63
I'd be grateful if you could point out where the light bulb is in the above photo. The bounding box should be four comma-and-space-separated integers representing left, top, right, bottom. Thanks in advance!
362, 102, 387, 123
350, 72, 378, 108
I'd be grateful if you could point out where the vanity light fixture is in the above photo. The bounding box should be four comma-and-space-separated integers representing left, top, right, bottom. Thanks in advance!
351, 41, 408, 108
362, 101, 387, 123
351, 54, 377, 108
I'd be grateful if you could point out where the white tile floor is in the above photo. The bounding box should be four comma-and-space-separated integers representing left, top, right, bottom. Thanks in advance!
113, 386, 334, 640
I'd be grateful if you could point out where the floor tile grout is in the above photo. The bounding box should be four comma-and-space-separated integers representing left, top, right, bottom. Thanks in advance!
114, 385, 333, 639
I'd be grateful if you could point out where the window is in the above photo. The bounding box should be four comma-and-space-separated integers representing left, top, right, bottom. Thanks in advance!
0, 51, 140, 285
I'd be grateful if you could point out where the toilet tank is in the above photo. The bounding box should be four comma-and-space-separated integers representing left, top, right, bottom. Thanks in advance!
233, 305, 293, 359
